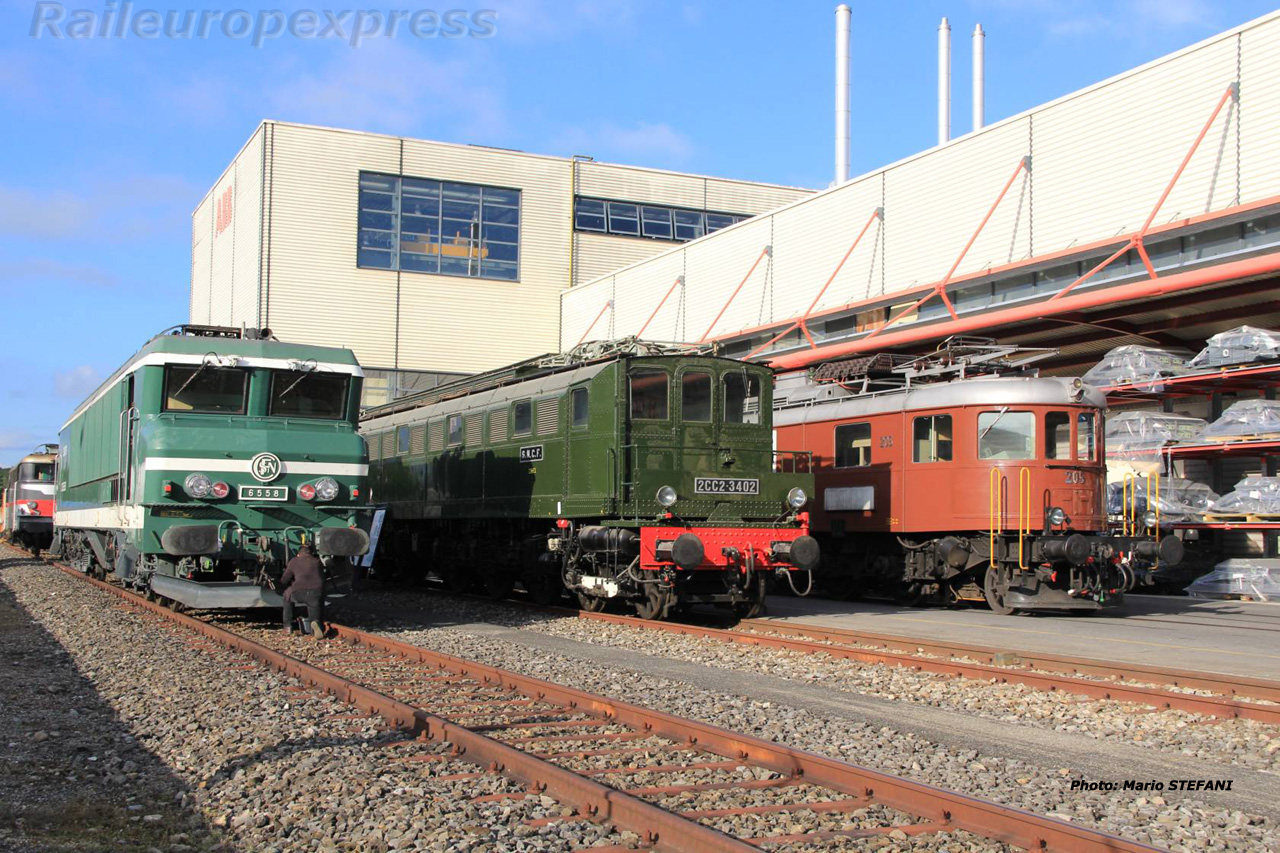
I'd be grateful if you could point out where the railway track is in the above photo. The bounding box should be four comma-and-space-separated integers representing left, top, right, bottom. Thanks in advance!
345, 585, 1280, 726
45, 559, 1161, 852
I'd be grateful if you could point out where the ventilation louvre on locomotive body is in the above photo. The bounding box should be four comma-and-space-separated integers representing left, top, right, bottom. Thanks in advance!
362, 342, 818, 619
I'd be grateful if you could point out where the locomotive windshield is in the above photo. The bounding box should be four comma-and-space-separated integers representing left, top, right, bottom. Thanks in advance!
268, 370, 349, 419
1077, 412, 1098, 460
630, 369, 669, 419
19, 462, 53, 481
724, 372, 762, 424
977, 410, 1035, 460
681, 372, 712, 421
163, 366, 248, 414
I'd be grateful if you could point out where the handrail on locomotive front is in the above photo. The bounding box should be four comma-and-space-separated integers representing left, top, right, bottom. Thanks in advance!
987, 466, 1033, 568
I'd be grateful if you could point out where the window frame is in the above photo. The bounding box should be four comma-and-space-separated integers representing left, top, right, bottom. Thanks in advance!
572, 196, 750, 243
629, 369, 670, 421
834, 422, 872, 469
397, 425, 410, 455
357, 171, 521, 282
161, 365, 249, 415
679, 370, 713, 423
1045, 411, 1072, 461
1077, 411, 1098, 461
447, 414, 464, 447
267, 370, 350, 421
571, 387, 590, 429
912, 414, 954, 464
976, 409, 1036, 461
512, 399, 533, 436
722, 371, 764, 426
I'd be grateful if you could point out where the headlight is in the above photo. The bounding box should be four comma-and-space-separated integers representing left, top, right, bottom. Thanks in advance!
1143, 510, 1159, 529
314, 477, 339, 501
1047, 506, 1066, 526
656, 485, 678, 508
787, 487, 808, 510
184, 473, 212, 498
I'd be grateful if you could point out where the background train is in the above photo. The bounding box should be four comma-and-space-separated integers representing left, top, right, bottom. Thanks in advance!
50, 325, 372, 609
362, 340, 819, 619
1, 444, 59, 556
773, 340, 1182, 614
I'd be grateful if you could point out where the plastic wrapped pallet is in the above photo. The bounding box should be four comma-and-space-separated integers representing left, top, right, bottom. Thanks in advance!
1208, 476, 1280, 516
1082, 345, 1192, 389
1107, 477, 1218, 523
1188, 325, 1280, 369
1185, 559, 1280, 601
1194, 399, 1280, 441
1105, 411, 1207, 461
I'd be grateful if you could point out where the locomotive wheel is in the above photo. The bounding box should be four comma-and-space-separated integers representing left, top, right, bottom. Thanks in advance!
444, 567, 471, 594
983, 566, 1016, 616
484, 572, 515, 600
894, 582, 927, 607
634, 583, 673, 620
576, 592, 608, 612
523, 572, 560, 606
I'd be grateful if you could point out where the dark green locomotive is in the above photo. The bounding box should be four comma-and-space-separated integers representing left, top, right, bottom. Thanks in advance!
362, 340, 818, 618
53, 325, 371, 608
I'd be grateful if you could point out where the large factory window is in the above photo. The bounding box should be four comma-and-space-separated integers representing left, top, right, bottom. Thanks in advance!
912, 415, 952, 463
163, 366, 247, 415
630, 369, 669, 420
834, 423, 872, 468
358, 172, 520, 281
574, 196, 748, 243
978, 410, 1035, 460
681, 372, 712, 422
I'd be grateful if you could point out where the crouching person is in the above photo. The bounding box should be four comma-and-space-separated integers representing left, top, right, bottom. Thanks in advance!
282, 543, 325, 637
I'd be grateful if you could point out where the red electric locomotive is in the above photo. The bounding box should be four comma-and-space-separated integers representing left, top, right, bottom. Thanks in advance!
773, 341, 1182, 614
2, 444, 58, 556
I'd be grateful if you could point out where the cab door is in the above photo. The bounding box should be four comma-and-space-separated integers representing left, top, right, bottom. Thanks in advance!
564, 383, 614, 514
675, 367, 716, 481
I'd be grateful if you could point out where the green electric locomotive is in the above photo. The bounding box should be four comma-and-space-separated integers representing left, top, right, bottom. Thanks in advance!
362, 340, 818, 619
52, 325, 371, 608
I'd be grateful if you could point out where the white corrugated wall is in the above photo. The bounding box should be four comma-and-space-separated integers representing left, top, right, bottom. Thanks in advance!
561, 11, 1280, 349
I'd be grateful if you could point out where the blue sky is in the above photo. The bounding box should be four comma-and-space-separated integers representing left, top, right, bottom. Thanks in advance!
1, 0, 1276, 464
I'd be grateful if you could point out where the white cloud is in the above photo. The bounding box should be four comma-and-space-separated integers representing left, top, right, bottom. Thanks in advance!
0, 428, 50, 467
54, 365, 102, 399
488, 0, 640, 42
0, 187, 93, 240
265, 42, 506, 139
0, 258, 119, 287
552, 121, 695, 167
0, 175, 198, 245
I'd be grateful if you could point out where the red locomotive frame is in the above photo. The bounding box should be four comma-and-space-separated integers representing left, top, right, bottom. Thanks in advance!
2, 444, 58, 556
773, 347, 1181, 613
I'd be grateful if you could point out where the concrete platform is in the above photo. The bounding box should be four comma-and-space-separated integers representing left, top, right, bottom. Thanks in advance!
758, 593, 1280, 681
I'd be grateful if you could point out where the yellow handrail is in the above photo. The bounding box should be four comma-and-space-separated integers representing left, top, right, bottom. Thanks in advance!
989, 467, 1003, 566
1018, 467, 1032, 570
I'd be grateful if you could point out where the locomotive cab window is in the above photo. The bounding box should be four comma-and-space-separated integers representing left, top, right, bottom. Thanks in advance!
513, 400, 532, 435
1077, 412, 1098, 461
681, 371, 712, 422
163, 365, 247, 414
835, 423, 872, 468
977, 410, 1034, 460
19, 462, 53, 481
1045, 412, 1071, 460
912, 415, 952, 463
268, 370, 349, 419
724, 372, 762, 424
630, 369, 669, 420
447, 414, 463, 446
571, 387, 589, 428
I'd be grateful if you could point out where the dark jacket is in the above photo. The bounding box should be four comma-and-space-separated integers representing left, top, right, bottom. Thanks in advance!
281, 552, 324, 594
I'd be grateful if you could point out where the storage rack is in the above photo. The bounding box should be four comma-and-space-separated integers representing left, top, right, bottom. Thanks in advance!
1100, 363, 1280, 555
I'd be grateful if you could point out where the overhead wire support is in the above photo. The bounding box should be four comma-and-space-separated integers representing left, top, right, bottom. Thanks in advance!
746, 207, 883, 358
575, 299, 614, 348
698, 245, 772, 343
867, 155, 1030, 340
635, 275, 684, 339
1049, 81, 1239, 302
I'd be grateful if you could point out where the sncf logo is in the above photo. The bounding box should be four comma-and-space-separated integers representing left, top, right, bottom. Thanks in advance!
215, 186, 234, 235
250, 452, 282, 483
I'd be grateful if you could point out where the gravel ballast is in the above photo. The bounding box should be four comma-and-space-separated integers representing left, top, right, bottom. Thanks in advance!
0, 554, 633, 852
334, 591, 1279, 852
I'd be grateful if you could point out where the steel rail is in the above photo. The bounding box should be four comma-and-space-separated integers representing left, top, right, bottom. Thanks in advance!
39, 554, 1163, 853
564, 609, 1280, 724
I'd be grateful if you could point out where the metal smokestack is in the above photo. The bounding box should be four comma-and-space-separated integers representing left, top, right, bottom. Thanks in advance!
938, 17, 951, 144
835, 4, 851, 183
972, 23, 985, 131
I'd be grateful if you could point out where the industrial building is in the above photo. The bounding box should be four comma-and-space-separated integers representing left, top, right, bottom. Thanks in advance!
187, 122, 811, 405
